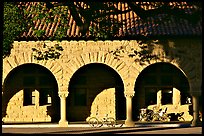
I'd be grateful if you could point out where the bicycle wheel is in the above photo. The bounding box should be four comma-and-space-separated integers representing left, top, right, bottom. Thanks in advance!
88, 117, 99, 127
147, 111, 154, 121
139, 113, 147, 121
178, 117, 185, 121
106, 117, 116, 127
160, 114, 170, 122
152, 113, 159, 122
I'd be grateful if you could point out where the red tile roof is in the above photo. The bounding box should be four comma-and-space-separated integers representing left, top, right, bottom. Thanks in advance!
18, 2, 202, 40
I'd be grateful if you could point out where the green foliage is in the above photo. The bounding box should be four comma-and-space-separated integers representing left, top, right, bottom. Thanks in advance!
23, 2, 70, 40
34, 30, 46, 37
24, 3, 69, 60
3, 2, 28, 58
23, 3, 68, 60
32, 43, 64, 60
89, 17, 123, 40
109, 40, 159, 65
3, 2, 69, 60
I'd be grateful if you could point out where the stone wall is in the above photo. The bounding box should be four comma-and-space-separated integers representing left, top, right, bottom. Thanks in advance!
87, 88, 116, 121
2, 90, 51, 123
3, 40, 202, 94
2, 39, 202, 123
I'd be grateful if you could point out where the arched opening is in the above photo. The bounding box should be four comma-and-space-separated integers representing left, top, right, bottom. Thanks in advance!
132, 62, 190, 121
2, 63, 60, 123
67, 63, 125, 122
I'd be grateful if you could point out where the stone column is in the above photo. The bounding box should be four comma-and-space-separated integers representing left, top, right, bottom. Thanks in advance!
191, 93, 201, 127
157, 90, 162, 107
124, 91, 135, 127
58, 92, 69, 127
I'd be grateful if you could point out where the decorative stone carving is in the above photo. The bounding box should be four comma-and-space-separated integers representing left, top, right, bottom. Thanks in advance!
58, 92, 69, 98
124, 91, 135, 98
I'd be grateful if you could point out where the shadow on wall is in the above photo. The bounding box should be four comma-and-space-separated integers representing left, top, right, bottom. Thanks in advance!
87, 88, 116, 120
132, 62, 191, 121
2, 64, 60, 124
67, 86, 126, 122
66, 63, 126, 122
2, 88, 60, 123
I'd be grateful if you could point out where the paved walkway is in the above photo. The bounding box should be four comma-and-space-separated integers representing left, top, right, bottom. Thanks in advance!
2, 121, 192, 128
2, 123, 202, 134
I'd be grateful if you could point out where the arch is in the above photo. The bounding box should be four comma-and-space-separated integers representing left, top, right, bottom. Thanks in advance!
132, 62, 191, 121
2, 63, 60, 123
130, 54, 195, 93
66, 63, 126, 121
3, 54, 63, 91
63, 51, 129, 92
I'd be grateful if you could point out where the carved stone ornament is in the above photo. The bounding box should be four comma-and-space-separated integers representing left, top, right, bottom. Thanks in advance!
124, 91, 135, 97
58, 92, 69, 98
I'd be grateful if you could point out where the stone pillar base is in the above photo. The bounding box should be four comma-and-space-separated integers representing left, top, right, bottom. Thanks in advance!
191, 120, 202, 127
59, 120, 69, 127
124, 120, 135, 127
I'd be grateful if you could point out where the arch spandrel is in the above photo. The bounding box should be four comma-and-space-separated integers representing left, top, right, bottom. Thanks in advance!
169, 57, 201, 95
3, 40, 201, 95
63, 51, 132, 94
2, 53, 63, 93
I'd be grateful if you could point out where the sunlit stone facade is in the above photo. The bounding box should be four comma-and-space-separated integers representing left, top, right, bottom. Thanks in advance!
2, 39, 202, 126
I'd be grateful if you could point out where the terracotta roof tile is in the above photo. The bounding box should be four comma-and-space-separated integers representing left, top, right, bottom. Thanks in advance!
18, 2, 201, 40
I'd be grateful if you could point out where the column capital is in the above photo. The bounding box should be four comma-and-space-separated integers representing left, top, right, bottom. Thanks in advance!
58, 91, 69, 98
124, 91, 135, 97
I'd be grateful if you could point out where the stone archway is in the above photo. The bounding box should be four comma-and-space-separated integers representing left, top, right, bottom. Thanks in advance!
2, 42, 64, 92
66, 63, 126, 122
132, 62, 191, 121
62, 51, 129, 89
2, 63, 60, 123
60, 50, 136, 126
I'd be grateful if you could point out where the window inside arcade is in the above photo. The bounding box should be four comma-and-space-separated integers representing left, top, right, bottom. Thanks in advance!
145, 87, 173, 106
161, 88, 173, 105
145, 87, 157, 105
142, 63, 189, 107
22, 67, 55, 106
23, 88, 35, 106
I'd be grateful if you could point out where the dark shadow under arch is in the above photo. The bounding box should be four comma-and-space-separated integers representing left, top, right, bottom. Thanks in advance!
132, 62, 190, 121
2, 63, 60, 123
67, 63, 126, 122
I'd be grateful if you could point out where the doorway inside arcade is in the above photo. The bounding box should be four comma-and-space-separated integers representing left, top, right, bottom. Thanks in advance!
132, 62, 191, 121
67, 63, 126, 122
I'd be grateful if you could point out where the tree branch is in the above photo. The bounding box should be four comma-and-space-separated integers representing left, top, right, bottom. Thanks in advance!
127, 2, 201, 25
45, 2, 201, 36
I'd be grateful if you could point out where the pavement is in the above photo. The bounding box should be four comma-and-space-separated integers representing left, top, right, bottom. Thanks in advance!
2, 121, 192, 128
2, 121, 202, 134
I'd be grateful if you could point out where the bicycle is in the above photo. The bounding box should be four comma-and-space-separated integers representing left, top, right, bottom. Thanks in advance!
151, 107, 170, 122
176, 112, 185, 121
87, 114, 116, 127
139, 108, 154, 122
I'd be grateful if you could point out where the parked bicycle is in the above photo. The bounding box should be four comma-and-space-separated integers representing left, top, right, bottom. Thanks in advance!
139, 108, 154, 122
151, 107, 170, 122
139, 107, 170, 122
176, 112, 185, 121
87, 114, 116, 127
163, 111, 185, 121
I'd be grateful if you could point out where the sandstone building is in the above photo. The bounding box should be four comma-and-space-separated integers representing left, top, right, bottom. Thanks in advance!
2, 2, 202, 127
